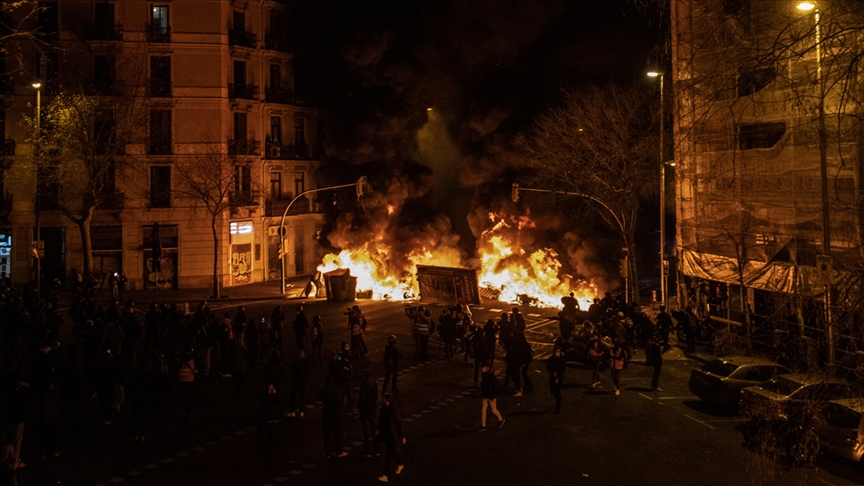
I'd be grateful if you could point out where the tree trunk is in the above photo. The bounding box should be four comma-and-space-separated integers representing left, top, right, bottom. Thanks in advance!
212, 215, 220, 299
73, 207, 95, 280
739, 280, 752, 354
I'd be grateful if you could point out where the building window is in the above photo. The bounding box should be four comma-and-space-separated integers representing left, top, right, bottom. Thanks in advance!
294, 169, 305, 197
94, 109, 116, 155
737, 67, 776, 97
723, 0, 750, 15
739, 122, 786, 150
294, 117, 306, 154
37, 2, 58, 39
234, 112, 247, 141
233, 11, 245, 30
36, 53, 59, 94
94, 55, 115, 95
149, 5, 170, 42
270, 64, 280, 89
150, 56, 171, 97
149, 166, 171, 208
234, 165, 251, 199
234, 60, 246, 86
149, 109, 172, 155
93, 2, 118, 40
270, 116, 281, 145
270, 170, 282, 199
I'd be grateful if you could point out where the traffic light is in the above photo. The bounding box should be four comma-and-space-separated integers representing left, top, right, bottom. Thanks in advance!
619, 258, 628, 278
511, 183, 520, 203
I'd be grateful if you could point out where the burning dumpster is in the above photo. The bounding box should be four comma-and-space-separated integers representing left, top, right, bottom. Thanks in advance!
415, 265, 480, 305
324, 268, 358, 301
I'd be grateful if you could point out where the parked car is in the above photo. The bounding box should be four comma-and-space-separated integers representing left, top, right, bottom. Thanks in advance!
817, 398, 864, 471
688, 356, 790, 409
739, 373, 859, 420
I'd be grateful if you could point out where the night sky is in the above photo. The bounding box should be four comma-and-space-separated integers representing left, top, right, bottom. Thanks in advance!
292, 0, 664, 280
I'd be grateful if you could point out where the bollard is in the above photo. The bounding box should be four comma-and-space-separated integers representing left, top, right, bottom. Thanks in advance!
652, 290, 657, 303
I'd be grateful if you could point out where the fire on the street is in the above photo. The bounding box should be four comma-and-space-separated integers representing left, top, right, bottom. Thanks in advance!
317, 212, 598, 308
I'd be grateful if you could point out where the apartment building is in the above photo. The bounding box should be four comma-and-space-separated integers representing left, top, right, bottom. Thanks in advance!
0, 0, 324, 290
671, 0, 863, 318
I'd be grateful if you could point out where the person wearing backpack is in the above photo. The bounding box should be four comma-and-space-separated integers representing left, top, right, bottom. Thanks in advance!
478, 362, 505, 431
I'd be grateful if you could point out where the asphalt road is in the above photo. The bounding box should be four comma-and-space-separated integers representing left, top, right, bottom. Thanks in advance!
20, 298, 864, 486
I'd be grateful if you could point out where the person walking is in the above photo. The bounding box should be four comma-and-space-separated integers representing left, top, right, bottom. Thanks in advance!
546, 347, 566, 413
178, 351, 195, 419
255, 383, 281, 461
610, 342, 626, 396
271, 305, 285, 350
588, 338, 604, 388
472, 325, 489, 387
646, 330, 664, 391
376, 393, 405, 483
292, 306, 308, 351
287, 351, 310, 417
311, 316, 324, 365
413, 307, 431, 361
478, 362, 505, 431
382, 336, 401, 394
511, 307, 526, 333
319, 378, 348, 458
219, 312, 234, 377
348, 306, 369, 359
358, 370, 379, 458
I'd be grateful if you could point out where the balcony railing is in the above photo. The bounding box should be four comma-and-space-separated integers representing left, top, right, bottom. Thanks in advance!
228, 83, 259, 100
229, 190, 260, 207
264, 197, 324, 217
265, 34, 291, 53
265, 86, 294, 104
264, 143, 318, 160
86, 22, 123, 41
146, 24, 171, 43
229, 28, 257, 48
228, 139, 261, 156
98, 191, 124, 210
0, 139, 15, 156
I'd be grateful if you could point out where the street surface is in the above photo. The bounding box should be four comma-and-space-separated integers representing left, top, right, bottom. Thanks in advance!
21, 297, 864, 486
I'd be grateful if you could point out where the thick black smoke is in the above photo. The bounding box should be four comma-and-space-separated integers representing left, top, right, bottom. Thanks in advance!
294, 0, 660, 284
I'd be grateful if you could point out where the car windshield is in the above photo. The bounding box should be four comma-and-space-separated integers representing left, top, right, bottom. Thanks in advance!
700, 360, 738, 378
828, 409, 862, 428
759, 377, 802, 397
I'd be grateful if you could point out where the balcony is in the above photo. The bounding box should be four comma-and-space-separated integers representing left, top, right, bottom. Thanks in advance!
0, 139, 15, 156
146, 24, 171, 43
228, 83, 259, 100
265, 143, 316, 160
228, 139, 261, 156
229, 190, 260, 207
229, 28, 257, 48
36, 193, 59, 211
265, 86, 294, 105
98, 191, 124, 210
265, 197, 324, 217
265, 34, 292, 53
85, 22, 123, 41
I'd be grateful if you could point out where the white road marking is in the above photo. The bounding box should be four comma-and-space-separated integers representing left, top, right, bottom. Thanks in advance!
302, 463, 316, 469
528, 313, 542, 317
160, 458, 175, 464
176, 452, 190, 458
109, 478, 124, 483
404, 418, 414, 422
658, 396, 695, 400
289, 470, 303, 475
275, 477, 288, 482
684, 414, 715, 430
815, 478, 836, 486
192, 446, 205, 452
143, 464, 158, 470
489, 308, 503, 313
127, 471, 141, 477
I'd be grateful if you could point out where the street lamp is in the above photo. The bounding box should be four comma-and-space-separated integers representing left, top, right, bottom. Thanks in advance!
32, 82, 41, 295
279, 176, 367, 294
648, 70, 667, 307
796, 1, 834, 365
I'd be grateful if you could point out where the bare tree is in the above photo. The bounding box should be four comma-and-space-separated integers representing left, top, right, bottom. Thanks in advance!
516, 84, 658, 304
173, 145, 258, 299
27, 86, 139, 280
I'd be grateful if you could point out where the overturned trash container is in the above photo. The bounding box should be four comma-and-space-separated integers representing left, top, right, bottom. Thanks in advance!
324, 268, 358, 301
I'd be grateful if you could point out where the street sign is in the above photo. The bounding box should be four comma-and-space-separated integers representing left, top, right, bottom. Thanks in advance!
32, 240, 45, 259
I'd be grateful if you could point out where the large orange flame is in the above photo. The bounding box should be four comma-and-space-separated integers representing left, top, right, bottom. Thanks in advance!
317, 212, 598, 308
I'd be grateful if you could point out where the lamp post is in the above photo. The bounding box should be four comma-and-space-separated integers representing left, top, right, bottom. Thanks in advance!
797, 1, 834, 366
32, 82, 41, 295
279, 176, 366, 294
648, 71, 667, 307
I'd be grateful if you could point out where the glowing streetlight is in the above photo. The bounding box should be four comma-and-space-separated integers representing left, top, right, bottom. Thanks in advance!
32, 81, 42, 294
796, 2, 816, 11
648, 70, 667, 307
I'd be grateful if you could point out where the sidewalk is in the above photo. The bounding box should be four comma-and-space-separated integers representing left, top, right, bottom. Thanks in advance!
60, 275, 315, 311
